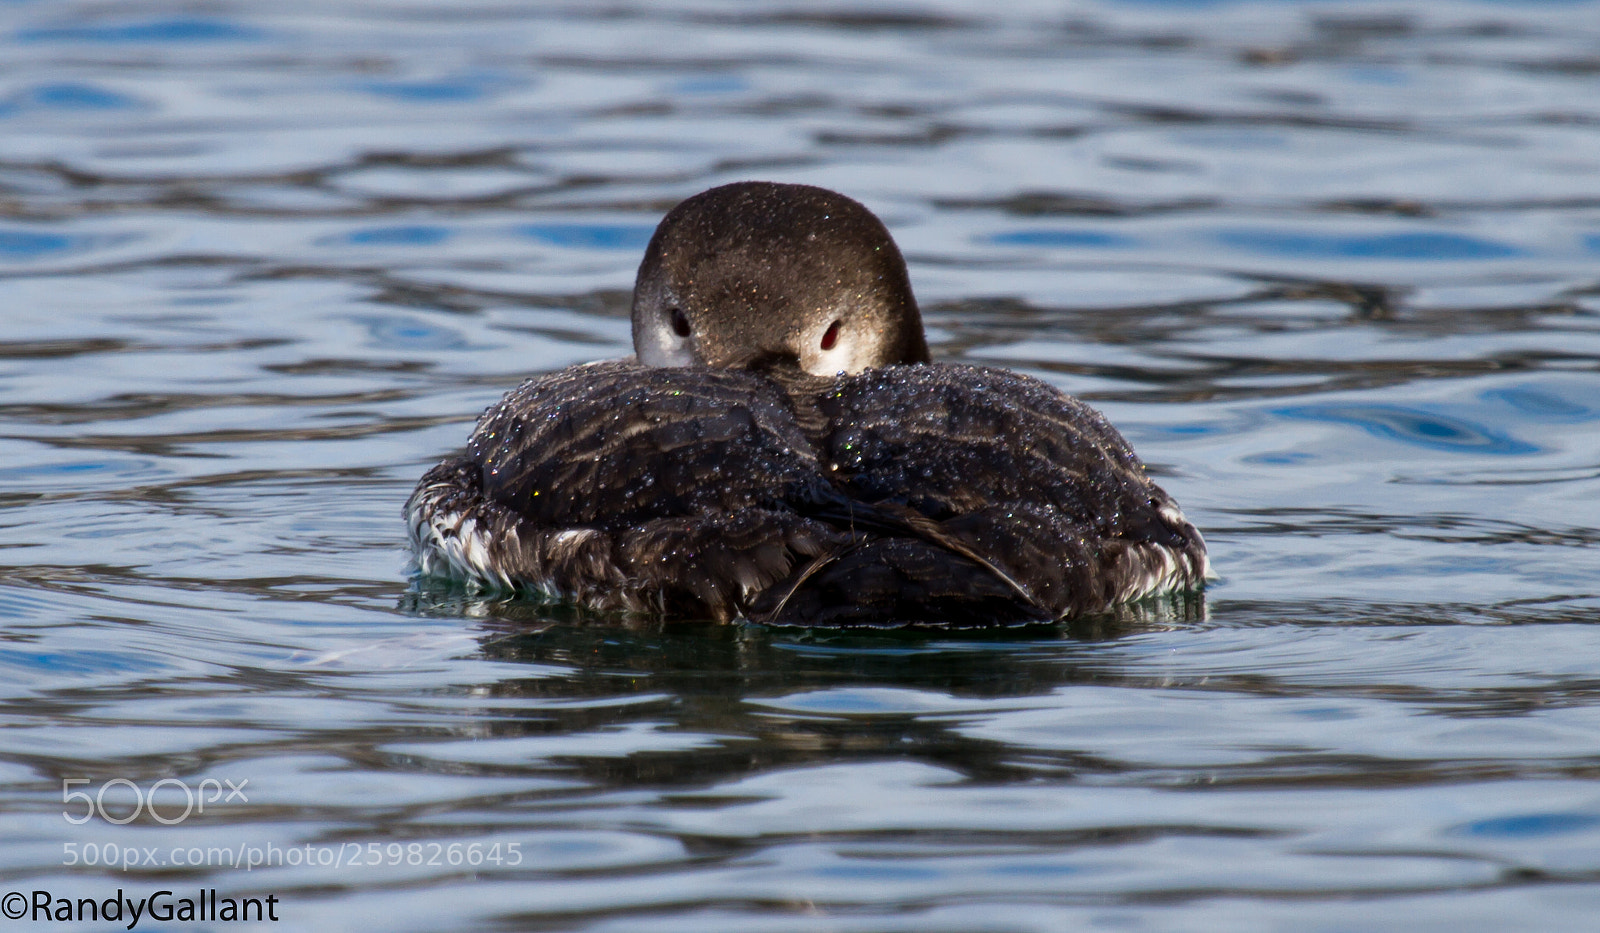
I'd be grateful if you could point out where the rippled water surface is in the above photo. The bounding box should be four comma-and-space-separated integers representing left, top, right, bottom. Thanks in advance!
3, 1, 1599, 929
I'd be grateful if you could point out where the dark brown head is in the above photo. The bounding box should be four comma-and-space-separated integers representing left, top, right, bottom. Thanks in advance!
632, 182, 930, 375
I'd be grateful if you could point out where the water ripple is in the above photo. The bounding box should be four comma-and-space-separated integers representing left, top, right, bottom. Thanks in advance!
1274, 404, 1540, 455
16, 17, 266, 45
1220, 229, 1526, 261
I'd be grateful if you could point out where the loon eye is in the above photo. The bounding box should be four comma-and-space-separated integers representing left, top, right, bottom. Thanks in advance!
820, 319, 841, 351
669, 307, 691, 338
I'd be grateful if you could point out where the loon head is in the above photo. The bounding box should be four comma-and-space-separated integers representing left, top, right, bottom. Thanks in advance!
632, 181, 931, 376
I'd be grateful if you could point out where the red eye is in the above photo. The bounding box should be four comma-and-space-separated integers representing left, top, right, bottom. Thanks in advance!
820, 320, 841, 351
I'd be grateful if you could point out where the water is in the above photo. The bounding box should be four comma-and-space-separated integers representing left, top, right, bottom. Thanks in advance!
2, 0, 1598, 929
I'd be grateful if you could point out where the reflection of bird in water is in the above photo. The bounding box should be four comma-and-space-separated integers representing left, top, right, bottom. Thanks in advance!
408, 182, 1209, 626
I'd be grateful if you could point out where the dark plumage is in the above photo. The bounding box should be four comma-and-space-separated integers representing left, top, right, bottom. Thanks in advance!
407, 182, 1209, 625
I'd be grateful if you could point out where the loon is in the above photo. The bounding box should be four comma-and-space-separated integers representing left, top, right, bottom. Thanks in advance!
407, 181, 1208, 626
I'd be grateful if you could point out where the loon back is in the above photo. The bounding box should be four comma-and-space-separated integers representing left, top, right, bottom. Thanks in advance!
407, 360, 1208, 625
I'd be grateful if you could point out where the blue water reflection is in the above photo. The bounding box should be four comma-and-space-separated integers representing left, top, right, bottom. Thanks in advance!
359, 72, 512, 103
1275, 404, 1540, 455
988, 230, 1137, 248
1220, 229, 1524, 261
0, 229, 73, 256
1483, 386, 1594, 422
672, 76, 751, 95
358, 315, 467, 350
1456, 812, 1600, 839
17, 17, 264, 43
519, 223, 656, 250
0, 647, 154, 675
8, 82, 139, 111
343, 226, 453, 247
